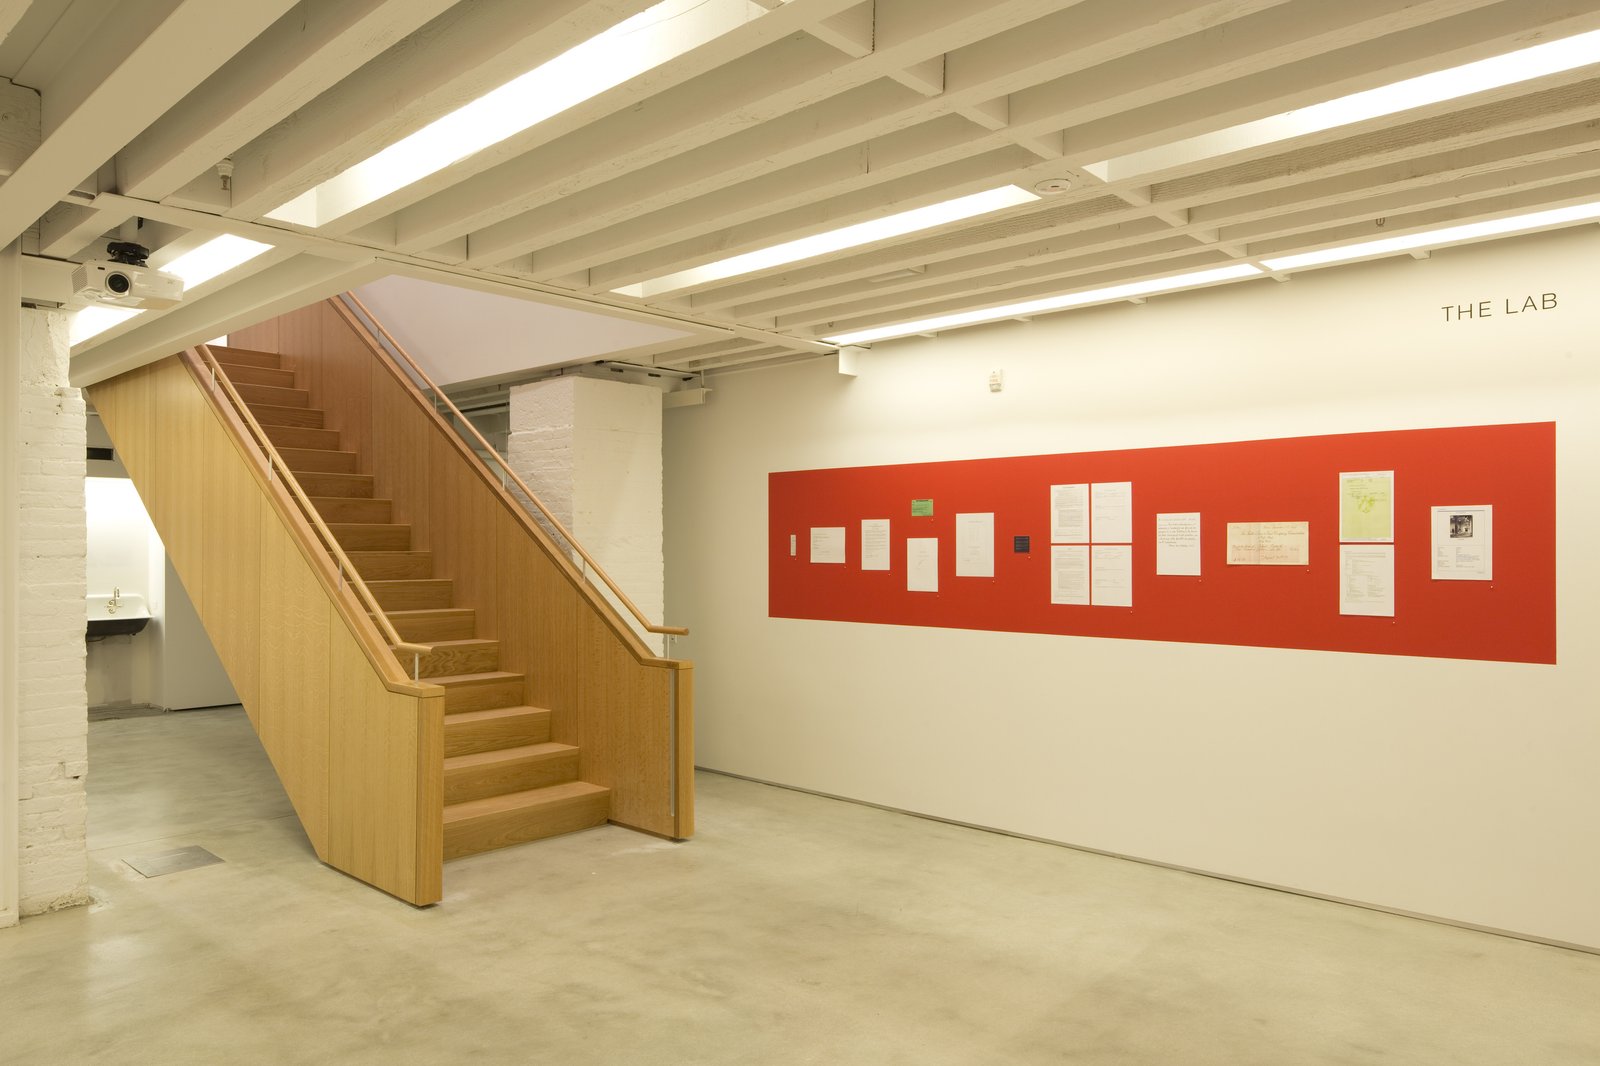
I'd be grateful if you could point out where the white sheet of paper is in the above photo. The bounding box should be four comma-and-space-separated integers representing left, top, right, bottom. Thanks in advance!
1226, 521, 1310, 566
955, 512, 995, 577
861, 519, 891, 571
1155, 512, 1202, 576
1431, 505, 1492, 580
1050, 545, 1089, 605
1339, 544, 1395, 616
810, 526, 845, 564
907, 538, 939, 592
1050, 483, 1089, 543
1091, 544, 1134, 607
1091, 481, 1134, 543
789, 534, 796, 557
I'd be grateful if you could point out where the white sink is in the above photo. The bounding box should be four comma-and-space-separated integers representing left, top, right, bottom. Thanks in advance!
87, 592, 150, 636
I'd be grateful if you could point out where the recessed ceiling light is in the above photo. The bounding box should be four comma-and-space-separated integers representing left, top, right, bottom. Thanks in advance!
267, 0, 776, 228
1086, 27, 1600, 181
823, 263, 1264, 346
613, 185, 1041, 299
1261, 201, 1600, 271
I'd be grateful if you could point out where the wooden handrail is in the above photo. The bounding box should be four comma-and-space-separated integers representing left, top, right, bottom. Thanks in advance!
191, 344, 436, 670
336, 293, 690, 639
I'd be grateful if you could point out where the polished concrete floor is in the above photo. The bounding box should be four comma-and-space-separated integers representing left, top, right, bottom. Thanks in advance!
3, 708, 1598, 1065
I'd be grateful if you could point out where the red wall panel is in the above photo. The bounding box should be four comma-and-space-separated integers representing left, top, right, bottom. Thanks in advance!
768, 422, 1555, 664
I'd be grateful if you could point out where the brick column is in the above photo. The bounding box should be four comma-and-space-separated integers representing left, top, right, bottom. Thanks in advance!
507, 376, 665, 655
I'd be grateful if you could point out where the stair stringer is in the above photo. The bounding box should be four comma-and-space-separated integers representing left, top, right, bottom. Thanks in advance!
87, 353, 445, 906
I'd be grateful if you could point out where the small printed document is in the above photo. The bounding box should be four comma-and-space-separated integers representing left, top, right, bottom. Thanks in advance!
810, 526, 845, 564
1226, 521, 1309, 565
1431, 505, 1492, 580
1050, 545, 1089, 605
1339, 544, 1395, 616
1091, 481, 1133, 544
1050, 483, 1089, 543
861, 519, 891, 571
1340, 470, 1394, 542
1155, 512, 1201, 576
907, 538, 939, 592
1091, 545, 1134, 607
955, 512, 995, 578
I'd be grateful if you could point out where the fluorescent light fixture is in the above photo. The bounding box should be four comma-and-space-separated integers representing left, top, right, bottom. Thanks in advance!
163, 235, 274, 290
70, 306, 142, 346
1088, 28, 1600, 181
268, 0, 773, 228
823, 263, 1264, 346
1261, 201, 1600, 271
613, 186, 1041, 299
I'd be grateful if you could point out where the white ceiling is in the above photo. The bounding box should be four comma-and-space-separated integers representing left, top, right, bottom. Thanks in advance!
3, 0, 1599, 386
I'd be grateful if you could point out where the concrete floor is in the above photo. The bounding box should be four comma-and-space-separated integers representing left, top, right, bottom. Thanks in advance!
2, 709, 1597, 1065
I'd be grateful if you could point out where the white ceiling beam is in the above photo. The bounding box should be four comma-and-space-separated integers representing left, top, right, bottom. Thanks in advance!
0, 78, 38, 179
224, 0, 661, 220
116, 0, 459, 201
0, 0, 30, 43
0, 0, 299, 247
806, 2, 873, 57
37, 202, 134, 259
388, 0, 1073, 255
310, 0, 872, 238
888, 54, 944, 97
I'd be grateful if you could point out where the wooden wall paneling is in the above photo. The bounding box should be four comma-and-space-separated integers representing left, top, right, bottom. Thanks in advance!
270, 305, 319, 394
256, 499, 332, 855
326, 617, 441, 905
496, 513, 577, 741
199, 409, 262, 713
673, 664, 694, 840
576, 610, 674, 836
425, 431, 501, 640
149, 356, 207, 612
316, 303, 375, 468
368, 360, 433, 552
227, 317, 279, 354
411, 691, 445, 905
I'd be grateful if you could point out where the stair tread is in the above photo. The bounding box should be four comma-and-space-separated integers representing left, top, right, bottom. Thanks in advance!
444, 781, 608, 822
382, 607, 470, 618
431, 670, 524, 685
444, 741, 576, 771
445, 705, 550, 724
310, 495, 391, 504
394, 637, 494, 649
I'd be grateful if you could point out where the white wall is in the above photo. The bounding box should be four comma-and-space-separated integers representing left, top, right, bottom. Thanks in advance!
664, 225, 1600, 950
84, 477, 160, 708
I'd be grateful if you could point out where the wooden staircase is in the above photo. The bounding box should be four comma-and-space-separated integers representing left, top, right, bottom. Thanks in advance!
212, 344, 610, 860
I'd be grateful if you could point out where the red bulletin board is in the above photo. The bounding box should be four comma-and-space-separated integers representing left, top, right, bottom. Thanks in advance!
768, 423, 1556, 664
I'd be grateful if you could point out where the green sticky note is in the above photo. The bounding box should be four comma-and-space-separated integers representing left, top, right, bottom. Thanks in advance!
911, 498, 934, 517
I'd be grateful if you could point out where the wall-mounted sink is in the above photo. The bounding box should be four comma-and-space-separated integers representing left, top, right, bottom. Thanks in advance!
88, 591, 150, 637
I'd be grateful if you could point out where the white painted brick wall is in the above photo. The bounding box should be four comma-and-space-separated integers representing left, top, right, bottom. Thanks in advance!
13, 309, 88, 916
509, 376, 665, 655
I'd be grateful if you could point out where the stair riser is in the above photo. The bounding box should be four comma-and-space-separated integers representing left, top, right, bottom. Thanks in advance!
442, 680, 524, 713
411, 643, 498, 678
209, 347, 280, 370
313, 498, 392, 524
236, 382, 310, 408
385, 610, 475, 642
445, 750, 578, 805
444, 711, 551, 757
349, 552, 433, 580
329, 524, 411, 551
280, 448, 358, 474
295, 472, 375, 498
265, 424, 340, 450
370, 580, 452, 611
444, 790, 608, 861
219, 364, 295, 389
250, 404, 324, 429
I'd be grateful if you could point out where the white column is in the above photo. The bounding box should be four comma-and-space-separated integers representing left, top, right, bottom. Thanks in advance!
11, 306, 89, 918
507, 376, 665, 655
0, 242, 18, 928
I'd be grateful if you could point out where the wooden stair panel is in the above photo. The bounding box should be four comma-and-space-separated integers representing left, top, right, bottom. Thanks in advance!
348, 551, 433, 580
235, 382, 311, 408
434, 672, 525, 713
264, 424, 341, 451
208, 346, 280, 369
444, 706, 552, 757
367, 578, 452, 610
328, 523, 412, 551
311, 496, 392, 524
248, 403, 324, 429
443, 742, 578, 805
280, 447, 359, 474
404, 638, 498, 677
216, 364, 295, 389
444, 781, 610, 861
384, 608, 475, 642
295, 471, 375, 499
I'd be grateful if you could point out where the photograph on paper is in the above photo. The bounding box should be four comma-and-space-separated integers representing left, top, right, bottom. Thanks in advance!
1431, 505, 1493, 581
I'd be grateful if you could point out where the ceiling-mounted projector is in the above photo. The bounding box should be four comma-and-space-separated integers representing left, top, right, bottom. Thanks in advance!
71, 260, 183, 309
